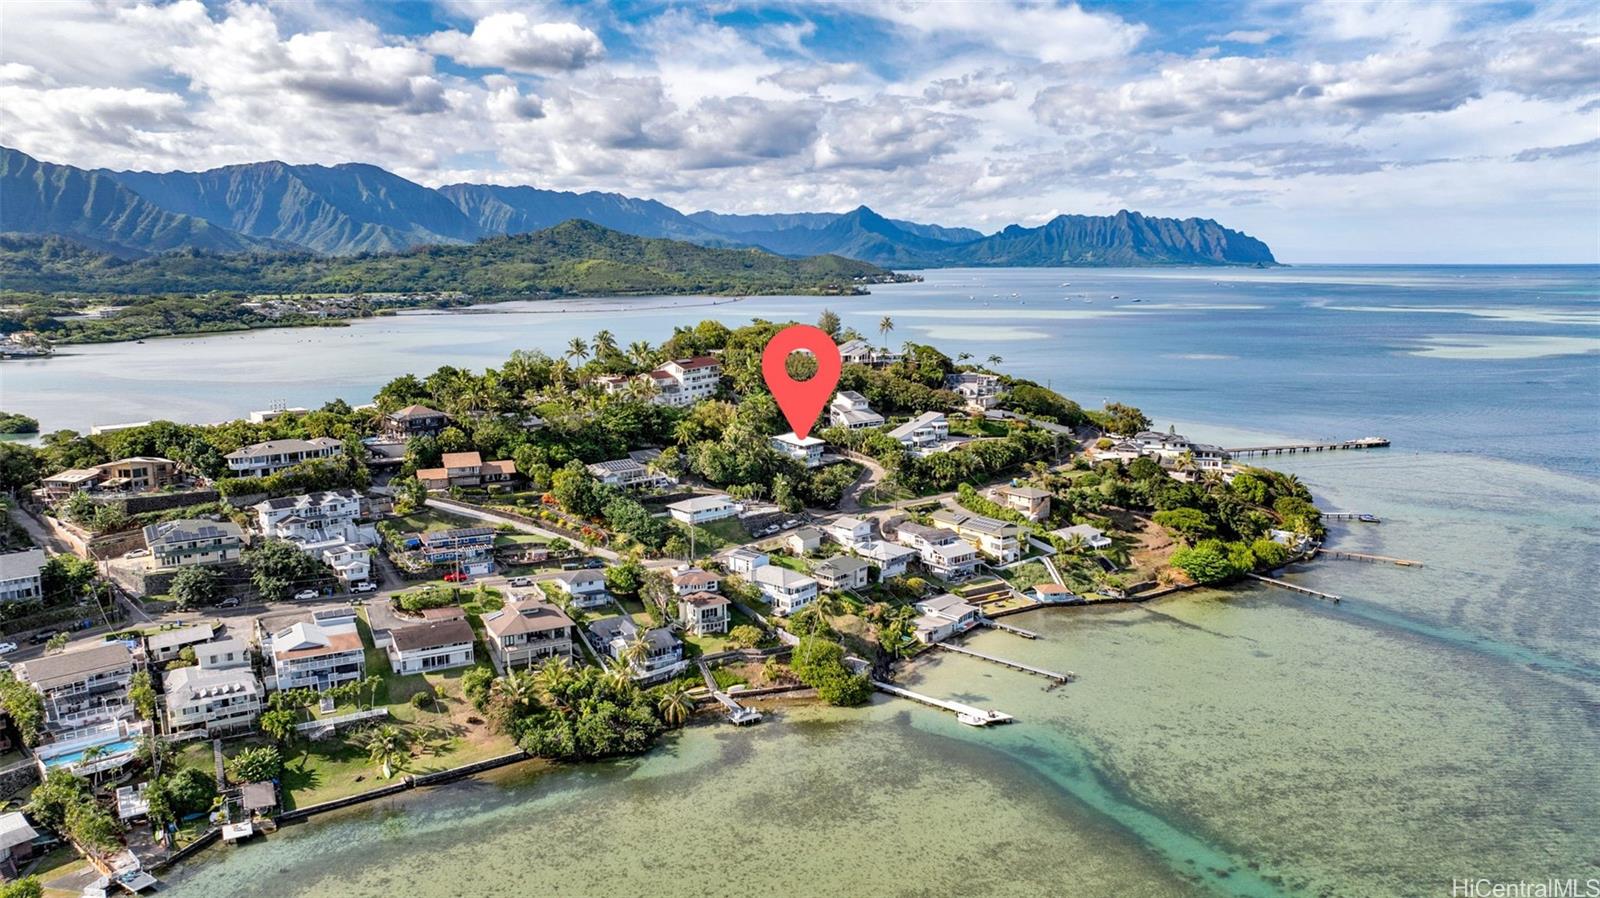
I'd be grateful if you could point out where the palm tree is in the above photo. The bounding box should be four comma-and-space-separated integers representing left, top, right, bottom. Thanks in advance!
495, 669, 541, 716
363, 724, 408, 780
657, 682, 695, 726
879, 619, 918, 659
628, 340, 654, 368
535, 657, 575, 708
566, 337, 589, 365
623, 632, 653, 671
957, 352, 972, 363
987, 354, 1003, 367
593, 330, 618, 358
603, 658, 634, 692
878, 316, 894, 351
79, 745, 106, 788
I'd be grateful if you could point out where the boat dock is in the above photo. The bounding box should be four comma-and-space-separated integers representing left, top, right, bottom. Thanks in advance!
871, 680, 1014, 726
1317, 549, 1422, 567
934, 642, 1074, 683
1246, 573, 1341, 602
977, 617, 1038, 639
1321, 512, 1381, 523
1226, 437, 1389, 457
698, 661, 762, 725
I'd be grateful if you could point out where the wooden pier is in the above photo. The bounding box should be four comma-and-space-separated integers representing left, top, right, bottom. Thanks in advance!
934, 643, 1074, 683
1317, 549, 1422, 567
871, 680, 1014, 726
1321, 512, 1381, 523
698, 661, 762, 725
1226, 437, 1389, 457
977, 617, 1038, 639
1246, 573, 1341, 602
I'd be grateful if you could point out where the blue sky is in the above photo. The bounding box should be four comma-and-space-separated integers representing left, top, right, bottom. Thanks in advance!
2, 0, 1596, 262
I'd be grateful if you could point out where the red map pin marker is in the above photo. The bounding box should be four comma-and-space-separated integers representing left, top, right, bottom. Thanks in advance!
762, 324, 841, 440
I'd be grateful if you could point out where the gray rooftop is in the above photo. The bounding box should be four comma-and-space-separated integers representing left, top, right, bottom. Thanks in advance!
143, 518, 243, 548
18, 642, 133, 690
0, 548, 46, 583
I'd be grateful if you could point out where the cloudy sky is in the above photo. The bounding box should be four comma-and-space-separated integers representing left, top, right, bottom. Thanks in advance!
2, 0, 1596, 262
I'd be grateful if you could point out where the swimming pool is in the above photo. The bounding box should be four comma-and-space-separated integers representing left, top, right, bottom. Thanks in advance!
39, 738, 139, 769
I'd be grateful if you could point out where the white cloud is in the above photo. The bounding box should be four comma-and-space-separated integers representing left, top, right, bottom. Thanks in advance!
1210, 30, 1276, 44
924, 70, 1018, 108
424, 13, 604, 73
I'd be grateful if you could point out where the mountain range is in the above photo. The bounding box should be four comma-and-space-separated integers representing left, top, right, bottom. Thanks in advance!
0, 146, 1276, 267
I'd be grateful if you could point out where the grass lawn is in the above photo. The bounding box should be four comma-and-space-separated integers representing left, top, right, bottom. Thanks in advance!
173, 740, 216, 775
1000, 561, 1056, 593
767, 554, 811, 573
30, 844, 90, 893
681, 518, 749, 555
494, 532, 548, 547
389, 508, 483, 533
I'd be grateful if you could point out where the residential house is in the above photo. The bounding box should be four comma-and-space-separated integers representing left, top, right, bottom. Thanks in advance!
195, 637, 251, 670
855, 540, 917, 578
1052, 524, 1112, 550
824, 516, 873, 547
415, 452, 516, 490
771, 432, 826, 468
482, 598, 578, 672
785, 527, 823, 555
145, 623, 215, 664
667, 494, 740, 525
320, 544, 372, 586
1032, 583, 1078, 603
888, 412, 949, 451
17, 643, 137, 740
990, 484, 1053, 522
645, 356, 721, 407
587, 458, 672, 489
930, 508, 1021, 563
382, 404, 449, 440
812, 556, 871, 591
38, 468, 102, 500
919, 539, 982, 580
225, 438, 342, 477
1131, 431, 1229, 470
411, 527, 496, 575
945, 372, 1002, 410
142, 519, 243, 569
671, 569, 721, 596
0, 812, 42, 879
163, 644, 262, 735
837, 339, 900, 367
386, 618, 476, 675
261, 609, 365, 692
1189, 443, 1231, 471
719, 546, 769, 576
751, 565, 818, 615
913, 593, 981, 644
895, 520, 955, 552
678, 592, 730, 635
828, 391, 885, 430
253, 490, 365, 544
540, 569, 609, 608
0, 549, 45, 603
587, 616, 687, 682
95, 457, 181, 493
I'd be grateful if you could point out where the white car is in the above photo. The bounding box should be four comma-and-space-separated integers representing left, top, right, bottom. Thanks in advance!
0, 642, 16, 655
293, 589, 318, 601
351, 581, 377, 593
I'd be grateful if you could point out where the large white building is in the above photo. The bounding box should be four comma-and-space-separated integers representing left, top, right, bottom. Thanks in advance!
896, 522, 982, 580
644, 356, 722, 407
163, 639, 261, 735
888, 412, 949, 452
667, 495, 741, 525
751, 565, 818, 615
828, 391, 885, 430
945, 373, 1002, 410
386, 618, 476, 675
142, 519, 244, 570
225, 437, 342, 477
0, 549, 45, 603
261, 609, 366, 692
253, 490, 376, 586
930, 508, 1022, 563
17, 643, 137, 740
771, 432, 826, 468
913, 593, 981, 644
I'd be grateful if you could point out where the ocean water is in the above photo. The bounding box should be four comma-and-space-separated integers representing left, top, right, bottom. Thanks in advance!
11, 266, 1594, 896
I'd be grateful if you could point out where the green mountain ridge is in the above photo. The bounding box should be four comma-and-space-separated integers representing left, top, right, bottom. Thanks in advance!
0, 220, 893, 297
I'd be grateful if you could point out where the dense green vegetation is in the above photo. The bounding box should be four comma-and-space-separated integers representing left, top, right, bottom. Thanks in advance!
0, 222, 894, 345
26, 770, 122, 853
0, 412, 38, 433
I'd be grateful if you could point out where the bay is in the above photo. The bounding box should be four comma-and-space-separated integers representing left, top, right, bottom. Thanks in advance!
8, 266, 1595, 897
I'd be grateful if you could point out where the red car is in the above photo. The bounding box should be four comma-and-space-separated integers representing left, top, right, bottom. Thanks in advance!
443, 572, 469, 583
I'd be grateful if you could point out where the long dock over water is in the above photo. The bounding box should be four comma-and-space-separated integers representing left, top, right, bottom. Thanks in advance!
934, 643, 1074, 683
871, 680, 1014, 726
977, 617, 1038, 639
1317, 549, 1422, 567
1246, 573, 1342, 602
1227, 437, 1389, 457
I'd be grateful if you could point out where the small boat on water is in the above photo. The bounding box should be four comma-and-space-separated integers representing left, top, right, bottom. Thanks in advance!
1130, 298, 1142, 303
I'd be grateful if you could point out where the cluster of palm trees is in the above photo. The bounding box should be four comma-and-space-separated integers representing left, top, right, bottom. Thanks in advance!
486, 654, 697, 734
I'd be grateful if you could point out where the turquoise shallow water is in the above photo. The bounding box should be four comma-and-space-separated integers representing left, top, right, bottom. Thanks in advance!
75, 265, 1595, 896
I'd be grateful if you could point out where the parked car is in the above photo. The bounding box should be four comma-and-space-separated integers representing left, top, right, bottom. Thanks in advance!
508, 577, 533, 587
125, 548, 149, 558
351, 581, 378, 593
293, 589, 318, 601
581, 558, 603, 569
29, 630, 57, 645
443, 572, 468, 583
218, 597, 241, 608
0, 642, 16, 655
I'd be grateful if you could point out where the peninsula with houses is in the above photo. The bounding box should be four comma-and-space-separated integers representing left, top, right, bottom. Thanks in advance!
0, 313, 1368, 891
